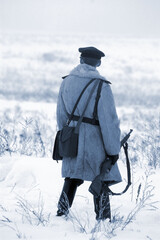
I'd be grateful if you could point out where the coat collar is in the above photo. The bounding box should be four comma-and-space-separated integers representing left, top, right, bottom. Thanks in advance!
69, 64, 105, 80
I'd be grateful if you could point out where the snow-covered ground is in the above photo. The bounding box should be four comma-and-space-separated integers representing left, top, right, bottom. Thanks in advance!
0, 154, 160, 240
0, 33, 160, 239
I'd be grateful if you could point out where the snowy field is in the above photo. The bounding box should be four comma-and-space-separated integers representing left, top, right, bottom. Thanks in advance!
0, 32, 160, 240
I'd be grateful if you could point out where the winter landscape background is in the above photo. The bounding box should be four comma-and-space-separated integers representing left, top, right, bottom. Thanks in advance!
0, 0, 160, 239
0, 31, 160, 240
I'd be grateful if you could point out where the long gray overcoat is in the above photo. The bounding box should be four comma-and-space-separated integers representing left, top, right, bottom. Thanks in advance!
56, 63, 122, 184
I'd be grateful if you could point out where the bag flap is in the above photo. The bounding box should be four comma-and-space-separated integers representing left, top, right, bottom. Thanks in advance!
60, 126, 75, 142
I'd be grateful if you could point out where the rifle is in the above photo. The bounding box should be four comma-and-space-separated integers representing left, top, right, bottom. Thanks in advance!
88, 129, 133, 197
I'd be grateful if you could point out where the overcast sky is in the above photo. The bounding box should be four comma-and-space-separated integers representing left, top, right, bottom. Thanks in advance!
0, 0, 159, 37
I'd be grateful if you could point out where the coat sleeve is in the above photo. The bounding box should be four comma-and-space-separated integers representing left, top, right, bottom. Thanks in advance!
98, 84, 121, 155
56, 81, 68, 130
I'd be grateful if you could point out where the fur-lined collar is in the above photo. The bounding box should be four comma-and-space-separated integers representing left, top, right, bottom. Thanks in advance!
69, 64, 105, 80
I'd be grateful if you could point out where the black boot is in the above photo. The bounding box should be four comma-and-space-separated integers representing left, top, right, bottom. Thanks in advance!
93, 182, 111, 221
57, 178, 83, 216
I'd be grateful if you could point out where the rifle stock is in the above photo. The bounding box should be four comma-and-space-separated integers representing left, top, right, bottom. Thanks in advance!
89, 159, 112, 197
89, 175, 102, 197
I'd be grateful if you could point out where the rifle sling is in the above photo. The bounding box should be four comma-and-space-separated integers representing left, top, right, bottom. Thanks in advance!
108, 142, 131, 196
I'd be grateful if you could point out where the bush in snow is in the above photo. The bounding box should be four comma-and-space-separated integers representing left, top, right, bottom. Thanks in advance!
0, 106, 55, 158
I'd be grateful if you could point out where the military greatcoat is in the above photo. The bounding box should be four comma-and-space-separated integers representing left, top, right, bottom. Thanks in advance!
56, 63, 122, 184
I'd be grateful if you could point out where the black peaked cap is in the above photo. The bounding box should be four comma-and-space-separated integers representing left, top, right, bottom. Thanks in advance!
79, 47, 105, 60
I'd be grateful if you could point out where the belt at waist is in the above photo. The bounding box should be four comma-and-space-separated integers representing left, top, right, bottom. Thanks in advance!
68, 114, 99, 126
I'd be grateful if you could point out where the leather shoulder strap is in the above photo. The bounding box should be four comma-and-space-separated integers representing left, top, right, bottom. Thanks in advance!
67, 78, 98, 125
62, 75, 111, 125
104, 80, 111, 84
62, 75, 69, 79
74, 80, 99, 133
93, 80, 103, 120
92, 78, 111, 121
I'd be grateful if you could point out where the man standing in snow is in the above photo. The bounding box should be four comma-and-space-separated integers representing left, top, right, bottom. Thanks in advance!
56, 47, 121, 221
